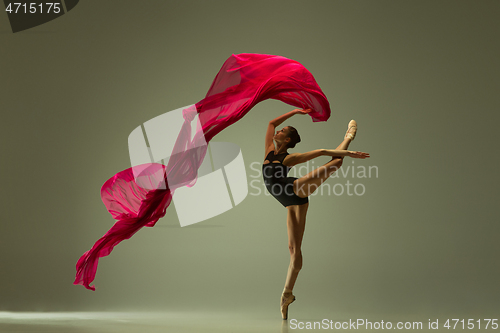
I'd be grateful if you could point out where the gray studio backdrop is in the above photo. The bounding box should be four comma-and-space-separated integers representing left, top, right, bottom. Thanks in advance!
1, 0, 499, 319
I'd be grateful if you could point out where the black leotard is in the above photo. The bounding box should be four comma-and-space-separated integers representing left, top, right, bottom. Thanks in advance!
262, 151, 309, 207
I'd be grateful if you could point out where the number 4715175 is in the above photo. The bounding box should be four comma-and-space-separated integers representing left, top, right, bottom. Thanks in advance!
444, 319, 498, 330
5, 3, 62, 14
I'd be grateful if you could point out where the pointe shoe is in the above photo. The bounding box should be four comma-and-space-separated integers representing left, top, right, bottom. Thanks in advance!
345, 120, 357, 141
280, 293, 296, 320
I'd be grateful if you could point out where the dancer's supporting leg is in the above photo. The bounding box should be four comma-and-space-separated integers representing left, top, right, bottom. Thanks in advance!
293, 136, 352, 198
281, 122, 357, 319
282, 137, 351, 295
281, 202, 308, 319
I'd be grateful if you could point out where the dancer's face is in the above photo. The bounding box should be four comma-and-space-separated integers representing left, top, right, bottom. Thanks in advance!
274, 127, 291, 146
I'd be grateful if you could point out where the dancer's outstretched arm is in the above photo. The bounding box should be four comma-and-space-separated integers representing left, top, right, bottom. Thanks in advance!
286, 149, 370, 166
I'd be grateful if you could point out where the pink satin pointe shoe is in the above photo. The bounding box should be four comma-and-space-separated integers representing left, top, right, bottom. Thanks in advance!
345, 119, 357, 141
280, 293, 296, 320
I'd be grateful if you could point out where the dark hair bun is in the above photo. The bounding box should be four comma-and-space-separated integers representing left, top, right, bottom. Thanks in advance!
287, 126, 301, 149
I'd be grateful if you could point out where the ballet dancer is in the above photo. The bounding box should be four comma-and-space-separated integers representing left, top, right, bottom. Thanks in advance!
262, 108, 370, 319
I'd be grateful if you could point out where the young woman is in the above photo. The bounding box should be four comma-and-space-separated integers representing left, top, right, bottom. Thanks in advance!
262, 108, 370, 320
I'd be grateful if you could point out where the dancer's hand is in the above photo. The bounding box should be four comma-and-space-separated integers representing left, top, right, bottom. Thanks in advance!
293, 108, 312, 115
347, 151, 370, 159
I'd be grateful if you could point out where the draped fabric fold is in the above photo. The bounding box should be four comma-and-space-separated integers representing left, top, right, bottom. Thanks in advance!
74, 53, 331, 291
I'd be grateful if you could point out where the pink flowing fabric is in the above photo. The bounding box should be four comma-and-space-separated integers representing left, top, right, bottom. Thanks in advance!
74, 53, 331, 291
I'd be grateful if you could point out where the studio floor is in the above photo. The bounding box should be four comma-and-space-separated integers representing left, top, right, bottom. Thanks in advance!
0, 310, 486, 332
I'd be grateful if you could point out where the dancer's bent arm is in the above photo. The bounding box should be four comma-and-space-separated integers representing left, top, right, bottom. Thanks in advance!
265, 108, 311, 152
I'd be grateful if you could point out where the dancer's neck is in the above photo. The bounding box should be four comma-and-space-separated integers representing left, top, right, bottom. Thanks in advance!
275, 143, 288, 154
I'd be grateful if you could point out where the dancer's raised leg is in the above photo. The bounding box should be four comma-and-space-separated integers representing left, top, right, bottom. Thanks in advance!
293, 120, 358, 198
292, 137, 351, 198
281, 202, 308, 319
